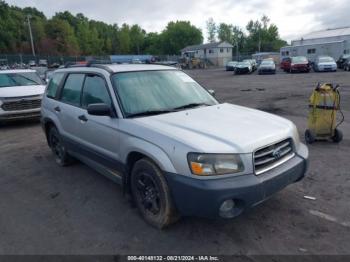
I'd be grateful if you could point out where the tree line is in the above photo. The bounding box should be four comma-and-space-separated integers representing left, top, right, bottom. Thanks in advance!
0, 0, 287, 56
0, 0, 203, 56
206, 15, 287, 54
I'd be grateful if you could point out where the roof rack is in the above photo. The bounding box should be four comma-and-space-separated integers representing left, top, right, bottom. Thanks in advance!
64, 60, 114, 73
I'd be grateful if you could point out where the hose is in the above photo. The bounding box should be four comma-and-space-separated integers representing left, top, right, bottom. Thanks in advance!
335, 88, 345, 129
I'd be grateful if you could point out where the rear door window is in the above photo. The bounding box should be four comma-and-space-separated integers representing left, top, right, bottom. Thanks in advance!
60, 74, 85, 107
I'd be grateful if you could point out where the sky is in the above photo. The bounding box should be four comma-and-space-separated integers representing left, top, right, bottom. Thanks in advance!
5, 0, 350, 43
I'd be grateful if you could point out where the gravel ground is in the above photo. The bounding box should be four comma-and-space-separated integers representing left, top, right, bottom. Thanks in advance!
0, 68, 349, 255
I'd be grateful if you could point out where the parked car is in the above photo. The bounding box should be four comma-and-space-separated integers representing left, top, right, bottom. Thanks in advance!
313, 56, 337, 72
226, 61, 238, 71
28, 60, 36, 67
235, 61, 253, 74
0, 69, 45, 122
38, 59, 48, 67
41, 63, 308, 228
336, 54, 350, 69
258, 60, 276, 74
45, 69, 56, 83
280, 57, 291, 70
343, 58, 350, 71
243, 59, 257, 71
285, 56, 310, 73
32, 66, 48, 81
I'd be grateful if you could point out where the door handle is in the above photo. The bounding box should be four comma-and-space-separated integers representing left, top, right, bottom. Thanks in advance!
54, 106, 61, 112
78, 115, 88, 122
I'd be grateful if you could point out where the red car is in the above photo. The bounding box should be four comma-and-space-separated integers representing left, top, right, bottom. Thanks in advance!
283, 56, 310, 73
280, 57, 291, 70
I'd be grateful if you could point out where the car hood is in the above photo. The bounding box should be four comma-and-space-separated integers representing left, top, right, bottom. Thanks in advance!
236, 64, 249, 68
131, 103, 296, 153
0, 85, 45, 98
259, 65, 275, 69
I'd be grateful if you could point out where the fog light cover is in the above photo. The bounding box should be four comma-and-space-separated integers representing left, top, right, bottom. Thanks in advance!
219, 199, 235, 218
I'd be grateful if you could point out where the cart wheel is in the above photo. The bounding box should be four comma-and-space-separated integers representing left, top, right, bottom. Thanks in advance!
305, 129, 315, 144
332, 129, 343, 143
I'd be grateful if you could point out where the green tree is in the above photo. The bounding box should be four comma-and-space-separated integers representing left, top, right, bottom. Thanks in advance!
118, 23, 131, 54
160, 21, 203, 55
245, 15, 286, 52
129, 24, 145, 54
217, 23, 233, 44
206, 17, 216, 43
46, 18, 80, 55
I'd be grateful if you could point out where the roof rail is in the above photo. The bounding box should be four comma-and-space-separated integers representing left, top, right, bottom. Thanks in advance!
63, 60, 114, 73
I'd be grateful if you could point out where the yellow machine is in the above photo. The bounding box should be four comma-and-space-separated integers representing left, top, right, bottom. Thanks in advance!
305, 83, 344, 144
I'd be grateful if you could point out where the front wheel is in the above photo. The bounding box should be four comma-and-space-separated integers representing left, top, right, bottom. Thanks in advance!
332, 129, 343, 143
131, 158, 179, 229
305, 129, 316, 144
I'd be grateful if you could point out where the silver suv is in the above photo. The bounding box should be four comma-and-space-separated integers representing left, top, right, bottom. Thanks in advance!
41, 63, 309, 228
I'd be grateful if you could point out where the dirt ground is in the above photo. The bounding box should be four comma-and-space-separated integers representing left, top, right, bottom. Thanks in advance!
0, 68, 349, 255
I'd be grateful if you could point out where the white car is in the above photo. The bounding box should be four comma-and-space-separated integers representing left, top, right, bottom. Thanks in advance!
0, 69, 46, 122
314, 56, 337, 72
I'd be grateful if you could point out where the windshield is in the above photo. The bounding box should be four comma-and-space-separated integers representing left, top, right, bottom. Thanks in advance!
292, 56, 308, 63
0, 72, 43, 88
261, 60, 274, 65
238, 62, 250, 66
112, 70, 218, 117
319, 57, 334, 63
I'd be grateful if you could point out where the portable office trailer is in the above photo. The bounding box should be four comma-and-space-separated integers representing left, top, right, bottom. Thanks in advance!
280, 41, 348, 63
281, 27, 350, 63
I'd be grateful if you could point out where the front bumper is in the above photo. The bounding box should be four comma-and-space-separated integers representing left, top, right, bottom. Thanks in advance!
235, 68, 250, 74
259, 68, 276, 74
318, 67, 336, 72
165, 149, 308, 219
0, 109, 41, 121
291, 66, 309, 72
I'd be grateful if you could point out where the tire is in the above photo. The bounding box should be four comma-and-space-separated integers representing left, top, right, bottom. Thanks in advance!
48, 126, 73, 166
130, 158, 179, 229
332, 129, 343, 143
305, 129, 316, 144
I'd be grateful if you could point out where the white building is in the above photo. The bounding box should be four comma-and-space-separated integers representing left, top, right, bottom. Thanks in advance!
181, 41, 233, 67
280, 27, 350, 62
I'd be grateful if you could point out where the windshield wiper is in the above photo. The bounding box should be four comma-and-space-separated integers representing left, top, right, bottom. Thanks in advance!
173, 102, 211, 110
9, 74, 41, 85
127, 109, 175, 118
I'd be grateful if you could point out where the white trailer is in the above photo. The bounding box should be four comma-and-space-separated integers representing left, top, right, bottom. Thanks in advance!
280, 40, 348, 63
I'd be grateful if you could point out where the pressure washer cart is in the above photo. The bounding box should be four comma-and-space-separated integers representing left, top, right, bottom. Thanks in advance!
305, 83, 344, 144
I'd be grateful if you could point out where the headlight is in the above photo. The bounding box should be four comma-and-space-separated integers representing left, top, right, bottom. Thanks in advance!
188, 153, 244, 176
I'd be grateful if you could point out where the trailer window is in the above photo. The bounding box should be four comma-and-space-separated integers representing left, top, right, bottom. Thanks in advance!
307, 49, 316, 54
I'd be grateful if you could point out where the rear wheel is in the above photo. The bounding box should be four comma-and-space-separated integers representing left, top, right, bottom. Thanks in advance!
48, 126, 73, 166
130, 158, 179, 229
305, 129, 316, 144
332, 129, 343, 143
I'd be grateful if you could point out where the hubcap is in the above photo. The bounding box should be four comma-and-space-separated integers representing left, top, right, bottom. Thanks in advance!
135, 172, 161, 215
51, 133, 64, 160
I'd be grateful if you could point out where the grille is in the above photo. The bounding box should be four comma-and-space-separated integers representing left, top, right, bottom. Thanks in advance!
1, 98, 42, 111
254, 139, 294, 175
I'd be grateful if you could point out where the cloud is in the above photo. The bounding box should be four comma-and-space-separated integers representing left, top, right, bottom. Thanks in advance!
5, 0, 350, 42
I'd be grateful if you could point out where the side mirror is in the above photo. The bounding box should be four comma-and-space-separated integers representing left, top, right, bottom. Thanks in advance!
87, 103, 112, 116
208, 89, 216, 97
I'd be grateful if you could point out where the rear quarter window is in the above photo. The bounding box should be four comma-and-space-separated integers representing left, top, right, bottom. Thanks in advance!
46, 72, 64, 99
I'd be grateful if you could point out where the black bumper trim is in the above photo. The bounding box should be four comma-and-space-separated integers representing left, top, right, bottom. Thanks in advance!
165, 156, 307, 219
